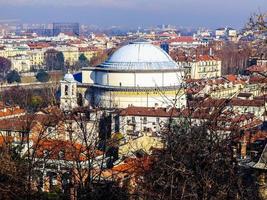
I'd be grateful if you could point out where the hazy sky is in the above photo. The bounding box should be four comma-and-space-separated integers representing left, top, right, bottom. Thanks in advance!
0, 0, 266, 28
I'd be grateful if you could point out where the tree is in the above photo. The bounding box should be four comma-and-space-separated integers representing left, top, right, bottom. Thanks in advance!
246, 12, 267, 32
0, 57, 11, 78
0, 86, 58, 112
139, 120, 260, 200
36, 70, 50, 82
6, 70, 21, 84
79, 54, 88, 63
89, 48, 117, 67
0, 145, 29, 200
45, 49, 65, 71
30, 95, 44, 110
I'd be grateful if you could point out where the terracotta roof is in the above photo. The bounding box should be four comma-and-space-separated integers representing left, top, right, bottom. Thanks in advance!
78, 47, 100, 52
237, 93, 253, 98
112, 156, 152, 173
34, 139, 102, 161
190, 98, 265, 108
0, 112, 61, 132
241, 131, 267, 143
246, 65, 267, 73
225, 74, 238, 82
120, 106, 180, 117
196, 55, 220, 61
168, 36, 196, 43
249, 76, 267, 84
230, 98, 265, 107
27, 42, 51, 49
0, 107, 25, 119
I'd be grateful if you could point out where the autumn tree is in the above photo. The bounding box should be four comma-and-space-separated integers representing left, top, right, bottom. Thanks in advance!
138, 119, 260, 200
89, 48, 117, 67
6, 70, 21, 84
79, 53, 89, 68
36, 69, 50, 82
0, 57, 11, 79
45, 49, 65, 71
0, 86, 58, 112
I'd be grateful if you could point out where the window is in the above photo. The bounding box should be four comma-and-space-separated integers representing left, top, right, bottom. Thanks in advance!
59, 150, 65, 159
132, 117, 136, 124
43, 150, 49, 158
65, 85, 69, 96
143, 117, 147, 124
47, 127, 53, 134
72, 85, 75, 96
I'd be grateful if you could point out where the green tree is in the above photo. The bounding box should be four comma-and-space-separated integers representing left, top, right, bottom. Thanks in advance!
36, 69, 50, 82
30, 95, 44, 110
6, 70, 21, 84
0, 57, 11, 78
140, 121, 260, 200
78, 53, 89, 68
45, 49, 65, 71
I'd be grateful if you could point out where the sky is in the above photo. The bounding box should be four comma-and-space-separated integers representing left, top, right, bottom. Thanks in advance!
0, 0, 266, 29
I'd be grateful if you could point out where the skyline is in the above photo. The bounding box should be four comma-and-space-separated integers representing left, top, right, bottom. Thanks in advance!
0, 0, 266, 28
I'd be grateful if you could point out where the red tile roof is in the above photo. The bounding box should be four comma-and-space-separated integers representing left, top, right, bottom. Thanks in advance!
120, 106, 180, 117
246, 65, 267, 73
112, 156, 152, 173
230, 98, 265, 107
196, 55, 220, 61
34, 139, 102, 161
168, 36, 196, 43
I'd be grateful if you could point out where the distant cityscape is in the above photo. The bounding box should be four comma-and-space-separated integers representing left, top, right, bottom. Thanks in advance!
0, 7, 266, 200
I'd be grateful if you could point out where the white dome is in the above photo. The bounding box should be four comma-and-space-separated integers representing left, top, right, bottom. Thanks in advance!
100, 41, 178, 70
64, 73, 75, 82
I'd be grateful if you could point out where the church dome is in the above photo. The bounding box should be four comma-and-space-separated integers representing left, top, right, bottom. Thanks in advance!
100, 40, 178, 70
64, 73, 75, 82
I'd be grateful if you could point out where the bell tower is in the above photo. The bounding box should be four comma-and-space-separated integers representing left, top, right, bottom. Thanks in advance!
60, 73, 78, 111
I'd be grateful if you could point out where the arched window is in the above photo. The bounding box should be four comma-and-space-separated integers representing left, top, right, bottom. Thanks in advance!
65, 85, 69, 96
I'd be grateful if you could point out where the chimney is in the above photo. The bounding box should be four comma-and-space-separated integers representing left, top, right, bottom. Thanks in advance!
209, 48, 213, 56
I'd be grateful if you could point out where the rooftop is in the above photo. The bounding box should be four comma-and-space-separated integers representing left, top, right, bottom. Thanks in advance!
99, 40, 179, 70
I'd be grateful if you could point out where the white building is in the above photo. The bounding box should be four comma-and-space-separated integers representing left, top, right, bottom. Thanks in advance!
10, 54, 31, 72
79, 40, 186, 109
60, 73, 78, 111
215, 28, 226, 39
227, 28, 237, 37
115, 106, 179, 137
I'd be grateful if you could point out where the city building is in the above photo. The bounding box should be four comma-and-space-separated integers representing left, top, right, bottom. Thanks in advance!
52, 23, 79, 36
10, 54, 31, 72
177, 55, 222, 79
77, 40, 186, 108
215, 28, 226, 39
60, 73, 78, 111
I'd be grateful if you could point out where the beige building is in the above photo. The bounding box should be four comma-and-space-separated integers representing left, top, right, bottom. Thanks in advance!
10, 54, 31, 72
78, 47, 100, 61
179, 55, 222, 79
28, 49, 45, 68
56, 46, 79, 65
191, 55, 222, 79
